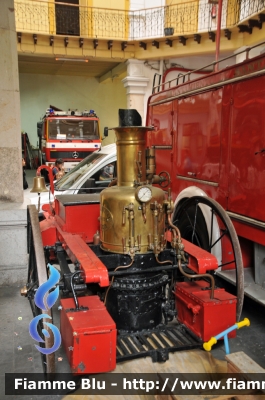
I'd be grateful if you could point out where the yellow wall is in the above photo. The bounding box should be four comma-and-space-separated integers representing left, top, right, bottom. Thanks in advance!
19, 73, 127, 146
165, 0, 192, 4
79, 0, 129, 39
15, 0, 50, 34
226, 0, 239, 28
164, 0, 199, 35
15, 0, 129, 39
92, 0, 128, 8
90, 0, 129, 40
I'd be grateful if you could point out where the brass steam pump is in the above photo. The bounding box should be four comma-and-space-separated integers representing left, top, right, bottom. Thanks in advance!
99, 125, 176, 260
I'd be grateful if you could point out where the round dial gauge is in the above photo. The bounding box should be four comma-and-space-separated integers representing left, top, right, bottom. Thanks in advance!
135, 186, 152, 203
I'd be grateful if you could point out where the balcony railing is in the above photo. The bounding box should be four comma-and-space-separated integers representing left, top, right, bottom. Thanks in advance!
14, 0, 265, 41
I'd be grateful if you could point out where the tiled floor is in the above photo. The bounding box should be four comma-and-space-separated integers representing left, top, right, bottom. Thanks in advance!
0, 285, 70, 400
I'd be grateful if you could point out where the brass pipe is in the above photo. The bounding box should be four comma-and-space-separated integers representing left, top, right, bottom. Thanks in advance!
129, 208, 135, 248
136, 150, 142, 181
167, 214, 181, 239
155, 255, 173, 265
178, 259, 215, 299
153, 205, 158, 254
142, 203, 147, 223
167, 213, 185, 255
160, 234, 166, 250
137, 235, 141, 250
146, 147, 156, 176
148, 233, 152, 249
166, 204, 214, 298
122, 237, 126, 253
122, 207, 126, 225
108, 179, 117, 187
158, 203, 163, 223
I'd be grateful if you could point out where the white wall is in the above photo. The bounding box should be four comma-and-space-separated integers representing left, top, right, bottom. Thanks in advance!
198, 0, 228, 33
19, 73, 127, 147
130, 0, 165, 10
235, 45, 265, 64
140, 54, 237, 123
129, 0, 165, 39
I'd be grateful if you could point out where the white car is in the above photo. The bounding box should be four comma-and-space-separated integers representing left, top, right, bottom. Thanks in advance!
29, 144, 117, 210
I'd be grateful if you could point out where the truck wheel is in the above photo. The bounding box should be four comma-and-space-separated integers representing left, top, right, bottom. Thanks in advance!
172, 196, 244, 321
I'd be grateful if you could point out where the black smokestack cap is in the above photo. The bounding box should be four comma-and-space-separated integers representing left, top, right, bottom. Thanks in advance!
119, 109, 142, 127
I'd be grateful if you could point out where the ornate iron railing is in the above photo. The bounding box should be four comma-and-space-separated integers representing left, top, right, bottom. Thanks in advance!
14, 0, 265, 41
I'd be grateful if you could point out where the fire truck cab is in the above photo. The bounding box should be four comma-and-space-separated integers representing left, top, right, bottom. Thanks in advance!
38, 107, 101, 171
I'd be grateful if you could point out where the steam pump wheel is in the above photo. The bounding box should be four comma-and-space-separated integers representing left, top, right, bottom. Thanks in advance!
172, 196, 244, 321
26, 205, 55, 374
158, 171, 171, 188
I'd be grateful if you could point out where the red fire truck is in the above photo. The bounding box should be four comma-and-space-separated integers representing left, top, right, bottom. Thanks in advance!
146, 42, 265, 305
37, 107, 101, 171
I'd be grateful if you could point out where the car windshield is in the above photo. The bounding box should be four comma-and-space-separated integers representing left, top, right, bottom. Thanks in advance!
48, 118, 99, 140
55, 152, 105, 190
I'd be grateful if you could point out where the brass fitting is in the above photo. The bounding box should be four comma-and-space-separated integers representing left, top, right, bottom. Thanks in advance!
20, 285, 28, 297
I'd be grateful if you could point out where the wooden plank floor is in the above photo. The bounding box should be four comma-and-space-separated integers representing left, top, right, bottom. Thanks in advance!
65, 349, 227, 400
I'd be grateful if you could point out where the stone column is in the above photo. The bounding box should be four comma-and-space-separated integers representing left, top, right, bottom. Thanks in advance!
0, 0, 23, 203
0, 0, 28, 285
122, 59, 149, 123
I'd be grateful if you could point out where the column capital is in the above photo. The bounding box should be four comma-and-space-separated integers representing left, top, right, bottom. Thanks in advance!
125, 59, 147, 78
122, 76, 149, 95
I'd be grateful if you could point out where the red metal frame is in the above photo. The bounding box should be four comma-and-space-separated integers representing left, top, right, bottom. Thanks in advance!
165, 232, 218, 274
41, 200, 108, 287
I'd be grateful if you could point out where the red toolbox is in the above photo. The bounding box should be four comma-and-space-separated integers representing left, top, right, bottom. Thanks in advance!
175, 280, 237, 342
60, 296, 116, 374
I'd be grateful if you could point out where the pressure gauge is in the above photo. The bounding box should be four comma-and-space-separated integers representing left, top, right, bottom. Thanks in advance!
135, 185, 152, 203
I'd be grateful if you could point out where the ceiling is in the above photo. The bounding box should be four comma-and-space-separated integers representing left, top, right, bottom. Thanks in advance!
18, 55, 123, 79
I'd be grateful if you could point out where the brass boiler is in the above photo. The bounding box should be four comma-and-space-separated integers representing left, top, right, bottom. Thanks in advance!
100, 126, 166, 258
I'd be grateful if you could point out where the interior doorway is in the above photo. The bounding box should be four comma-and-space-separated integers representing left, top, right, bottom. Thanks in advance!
55, 0, 80, 36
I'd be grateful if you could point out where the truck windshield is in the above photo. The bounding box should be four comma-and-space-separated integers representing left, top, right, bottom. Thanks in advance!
48, 119, 99, 140
55, 152, 104, 190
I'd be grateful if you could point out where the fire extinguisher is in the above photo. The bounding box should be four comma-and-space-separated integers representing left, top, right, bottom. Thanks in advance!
211, 4, 217, 19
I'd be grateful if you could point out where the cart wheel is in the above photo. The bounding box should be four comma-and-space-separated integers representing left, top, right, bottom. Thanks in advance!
172, 196, 244, 321
27, 205, 56, 374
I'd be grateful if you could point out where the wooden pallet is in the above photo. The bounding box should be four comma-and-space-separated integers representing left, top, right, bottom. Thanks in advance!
225, 351, 265, 400
156, 351, 265, 400
66, 350, 265, 400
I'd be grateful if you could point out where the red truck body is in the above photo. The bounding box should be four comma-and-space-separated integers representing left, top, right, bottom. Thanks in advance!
146, 45, 265, 304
